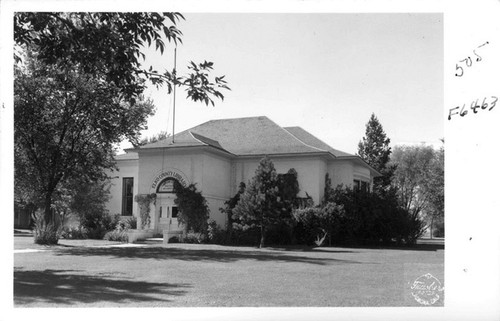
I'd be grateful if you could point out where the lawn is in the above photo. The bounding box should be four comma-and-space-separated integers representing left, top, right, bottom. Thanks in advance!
14, 235, 444, 307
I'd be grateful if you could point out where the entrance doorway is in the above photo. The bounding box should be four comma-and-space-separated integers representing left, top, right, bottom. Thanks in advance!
155, 194, 182, 232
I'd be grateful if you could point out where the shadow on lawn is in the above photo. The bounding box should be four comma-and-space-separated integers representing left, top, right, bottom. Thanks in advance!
53, 247, 365, 266
14, 268, 190, 306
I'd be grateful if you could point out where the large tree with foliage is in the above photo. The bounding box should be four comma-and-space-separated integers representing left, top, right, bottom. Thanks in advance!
232, 157, 281, 248
357, 113, 396, 190
14, 12, 229, 242
14, 56, 155, 226
425, 142, 444, 237
14, 12, 229, 106
390, 144, 444, 228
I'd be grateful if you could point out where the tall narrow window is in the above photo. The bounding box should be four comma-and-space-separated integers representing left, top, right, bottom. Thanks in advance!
122, 177, 134, 216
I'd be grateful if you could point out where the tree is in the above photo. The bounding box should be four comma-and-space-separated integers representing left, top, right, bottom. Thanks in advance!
390, 144, 443, 227
219, 182, 246, 238
357, 113, 396, 190
14, 12, 229, 106
174, 182, 210, 233
139, 131, 171, 145
14, 56, 155, 227
14, 12, 230, 243
232, 157, 280, 248
422, 141, 444, 237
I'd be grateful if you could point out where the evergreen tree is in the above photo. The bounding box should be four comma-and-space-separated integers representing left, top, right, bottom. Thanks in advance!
232, 156, 280, 248
357, 113, 396, 190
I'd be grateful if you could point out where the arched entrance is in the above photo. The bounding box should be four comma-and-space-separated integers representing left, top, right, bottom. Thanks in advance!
155, 177, 182, 232
149, 169, 189, 233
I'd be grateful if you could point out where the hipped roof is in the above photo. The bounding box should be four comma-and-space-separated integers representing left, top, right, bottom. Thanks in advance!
122, 116, 381, 176
135, 116, 352, 156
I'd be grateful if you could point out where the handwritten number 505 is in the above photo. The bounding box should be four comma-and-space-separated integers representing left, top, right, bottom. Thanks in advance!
455, 41, 489, 77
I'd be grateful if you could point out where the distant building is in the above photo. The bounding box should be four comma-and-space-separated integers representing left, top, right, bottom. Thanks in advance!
106, 116, 380, 233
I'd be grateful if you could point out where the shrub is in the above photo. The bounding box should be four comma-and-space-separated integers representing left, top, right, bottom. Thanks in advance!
263, 222, 294, 245
168, 236, 180, 243
61, 226, 88, 239
134, 194, 156, 229
207, 219, 227, 244
80, 212, 120, 239
292, 202, 345, 246
32, 211, 62, 245
174, 183, 210, 234
116, 216, 137, 230
324, 185, 425, 246
183, 231, 206, 244
103, 229, 129, 242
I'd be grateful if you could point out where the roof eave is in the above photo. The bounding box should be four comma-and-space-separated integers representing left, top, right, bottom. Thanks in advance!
335, 156, 383, 177
126, 144, 236, 158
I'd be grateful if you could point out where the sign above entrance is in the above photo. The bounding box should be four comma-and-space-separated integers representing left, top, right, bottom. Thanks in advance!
151, 170, 188, 192
157, 178, 177, 193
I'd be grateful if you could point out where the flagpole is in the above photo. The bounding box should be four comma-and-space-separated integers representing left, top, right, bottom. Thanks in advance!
172, 47, 177, 144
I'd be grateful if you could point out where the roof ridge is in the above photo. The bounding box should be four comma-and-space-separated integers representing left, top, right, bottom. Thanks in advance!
277, 123, 329, 153
189, 131, 208, 146
285, 126, 354, 157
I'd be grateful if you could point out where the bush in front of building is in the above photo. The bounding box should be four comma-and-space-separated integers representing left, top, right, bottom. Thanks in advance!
183, 231, 207, 244
80, 212, 121, 239
103, 229, 128, 242
61, 226, 89, 239
292, 202, 345, 246
325, 185, 425, 246
174, 182, 210, 234
207, 219, 227, 244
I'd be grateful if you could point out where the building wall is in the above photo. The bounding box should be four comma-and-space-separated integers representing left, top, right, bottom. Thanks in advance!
328, 160, 354, 188
134, 148, 233, 229
200, 152, 232, 227
106, 159, 139, 216
328, 159, 373, 190
107, 149, 372, 232
137, 149, 200, 195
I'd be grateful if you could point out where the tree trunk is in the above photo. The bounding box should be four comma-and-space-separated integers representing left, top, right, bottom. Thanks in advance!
44, 191, 53, 224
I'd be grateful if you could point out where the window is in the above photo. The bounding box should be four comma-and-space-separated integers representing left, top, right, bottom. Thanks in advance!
121, 177, 134, 216
353, 179, 369, 192
172, 206, 179, 218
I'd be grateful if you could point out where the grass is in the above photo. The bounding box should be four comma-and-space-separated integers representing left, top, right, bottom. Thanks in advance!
14, 235, 444, 307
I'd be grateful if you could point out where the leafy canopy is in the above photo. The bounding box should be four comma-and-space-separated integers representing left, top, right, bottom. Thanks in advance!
14, 12, 229, 106
390, 144, 443, 220
14, 55, 155, 222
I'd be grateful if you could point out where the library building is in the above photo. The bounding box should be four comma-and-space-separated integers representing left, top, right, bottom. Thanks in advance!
105, 116, 380, 234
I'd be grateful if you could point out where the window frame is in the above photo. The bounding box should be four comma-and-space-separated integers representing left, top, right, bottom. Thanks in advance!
121, 177, 134, 216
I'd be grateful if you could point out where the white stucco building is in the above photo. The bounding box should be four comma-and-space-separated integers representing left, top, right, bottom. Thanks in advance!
106, 116, 380, 233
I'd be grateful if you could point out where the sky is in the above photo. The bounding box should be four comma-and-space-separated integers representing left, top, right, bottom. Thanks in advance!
122, 13, 444, 154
